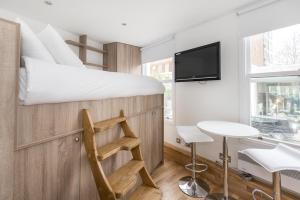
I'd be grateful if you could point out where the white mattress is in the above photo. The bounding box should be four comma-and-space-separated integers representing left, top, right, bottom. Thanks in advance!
19, 57, 165, 105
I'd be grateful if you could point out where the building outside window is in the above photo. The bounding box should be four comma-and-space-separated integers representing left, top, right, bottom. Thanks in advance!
246, 24, 300, 143
142, 58, 174, 120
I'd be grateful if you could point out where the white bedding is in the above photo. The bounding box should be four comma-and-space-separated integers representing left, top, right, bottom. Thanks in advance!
19, 57, 164, 105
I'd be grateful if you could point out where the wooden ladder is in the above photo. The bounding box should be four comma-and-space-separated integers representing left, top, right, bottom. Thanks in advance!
82, 109, 162, 200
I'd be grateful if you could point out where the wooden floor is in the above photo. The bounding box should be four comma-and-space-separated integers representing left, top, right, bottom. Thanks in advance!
150, 145, 300, 200
152, 159, 208, 200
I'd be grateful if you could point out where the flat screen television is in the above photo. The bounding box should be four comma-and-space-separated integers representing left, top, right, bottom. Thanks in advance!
175, 42, 221, 82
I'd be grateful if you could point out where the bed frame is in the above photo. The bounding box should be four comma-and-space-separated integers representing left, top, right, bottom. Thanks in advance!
0, 18, 164, 200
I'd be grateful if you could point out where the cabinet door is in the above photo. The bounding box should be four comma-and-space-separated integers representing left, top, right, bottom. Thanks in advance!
80, 140, 100, 200
104, 42, 141, 74
140, 108, 164, 172
14, 133, 81, 200
117, 43, 131, 73
150, 108, 164, 170
116, 43, 141, 74
129, 45, 141, 75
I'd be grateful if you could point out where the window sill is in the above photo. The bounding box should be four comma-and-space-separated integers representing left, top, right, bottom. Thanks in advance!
240, 136, 300, 148
249, 69, 300, 78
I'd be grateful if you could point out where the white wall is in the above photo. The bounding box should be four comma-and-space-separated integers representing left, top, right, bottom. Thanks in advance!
173, 14, 240, 166
0, 8, 104, 69
144, 14, 241, 167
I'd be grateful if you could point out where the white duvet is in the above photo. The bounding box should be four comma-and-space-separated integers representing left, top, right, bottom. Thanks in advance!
20, 57, 164, 105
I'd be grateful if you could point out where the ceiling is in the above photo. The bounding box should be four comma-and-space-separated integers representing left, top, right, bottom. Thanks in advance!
0, 0, 260, 46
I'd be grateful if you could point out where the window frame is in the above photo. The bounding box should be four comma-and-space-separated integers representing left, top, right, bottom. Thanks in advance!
241, 31, 300, 146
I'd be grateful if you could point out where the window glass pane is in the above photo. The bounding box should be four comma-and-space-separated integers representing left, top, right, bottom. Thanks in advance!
163, 82, 172, 120
142, 58, 173, 120
249, 24, 300, 73
143, 58, 172, 81
250, 77, 300, 142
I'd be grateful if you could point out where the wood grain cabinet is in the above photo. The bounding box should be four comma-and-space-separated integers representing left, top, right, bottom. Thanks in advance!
103, 42, 142, 74
14, 134, 82, 200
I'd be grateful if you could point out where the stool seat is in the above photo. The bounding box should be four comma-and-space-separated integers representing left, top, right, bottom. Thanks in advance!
240, 144, 300, 200
240, 143, 300, 173
176, 126, 214, 144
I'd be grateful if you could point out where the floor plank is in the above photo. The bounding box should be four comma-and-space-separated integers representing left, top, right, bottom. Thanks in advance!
152, 159, 207, 200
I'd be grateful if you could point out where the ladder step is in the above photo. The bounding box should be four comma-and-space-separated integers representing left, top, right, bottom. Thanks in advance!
97, 137, 140, 160
108, 160, 144, 198
128, 185, 162, 200
94, 116, 126, 133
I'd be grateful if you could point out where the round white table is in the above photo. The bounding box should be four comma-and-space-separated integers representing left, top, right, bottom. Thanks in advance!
197, 121, 260, 200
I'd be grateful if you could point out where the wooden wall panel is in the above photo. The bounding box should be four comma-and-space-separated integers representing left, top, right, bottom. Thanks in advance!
17, 102, 81, 147
17, 95, 163, 149
14, 133, 81, 200
0, 18, 19, 200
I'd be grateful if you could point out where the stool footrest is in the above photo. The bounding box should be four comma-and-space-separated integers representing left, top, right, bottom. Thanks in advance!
252, 189, 273, 200
185, 163, 208, 173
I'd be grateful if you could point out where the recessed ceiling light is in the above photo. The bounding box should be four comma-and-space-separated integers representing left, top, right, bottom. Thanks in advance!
121, 23, 127, 26
44, 0, 53, 6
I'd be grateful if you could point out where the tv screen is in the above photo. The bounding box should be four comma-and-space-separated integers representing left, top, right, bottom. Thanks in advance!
175, 42, 220, 82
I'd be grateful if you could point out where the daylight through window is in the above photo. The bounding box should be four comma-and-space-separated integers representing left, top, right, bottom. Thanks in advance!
247, 24, 300, 143
143, 58, 173, 120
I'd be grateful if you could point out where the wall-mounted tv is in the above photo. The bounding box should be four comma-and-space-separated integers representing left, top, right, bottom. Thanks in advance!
175, 42, 221, 82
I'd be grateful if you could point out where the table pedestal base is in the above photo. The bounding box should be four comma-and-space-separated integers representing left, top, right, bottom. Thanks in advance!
205, 193, 236, 200
178, 176, 209, 198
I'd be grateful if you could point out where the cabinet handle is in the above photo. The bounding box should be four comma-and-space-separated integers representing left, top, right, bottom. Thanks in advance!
74, 137, 80, 142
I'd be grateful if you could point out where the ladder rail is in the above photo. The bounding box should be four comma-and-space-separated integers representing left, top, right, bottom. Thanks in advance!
131, 146, 158, 188
82, 109, 116, 200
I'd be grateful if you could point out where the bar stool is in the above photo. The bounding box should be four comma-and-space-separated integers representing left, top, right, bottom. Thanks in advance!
240, 143, 300, 200
176, 126, 214, 198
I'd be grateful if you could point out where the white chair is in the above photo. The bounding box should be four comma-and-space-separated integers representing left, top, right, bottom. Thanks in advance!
176, 126, 214, 198
240, 143, 300, 200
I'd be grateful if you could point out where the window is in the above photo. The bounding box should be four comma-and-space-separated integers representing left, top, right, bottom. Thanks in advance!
246, 24, 300, 143
142, 58, 174, 120
249, 24, 300, 74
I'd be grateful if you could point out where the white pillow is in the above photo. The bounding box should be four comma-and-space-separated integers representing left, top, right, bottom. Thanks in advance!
38, 24, 85, 68
16, 18, 56, 63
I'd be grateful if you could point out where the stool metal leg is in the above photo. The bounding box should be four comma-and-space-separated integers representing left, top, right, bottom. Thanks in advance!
251, 172, 282, 200
178, 142, 210, 198
192, 142, 196, 179
206, 137, 236, 200
273, 172, 282, 200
